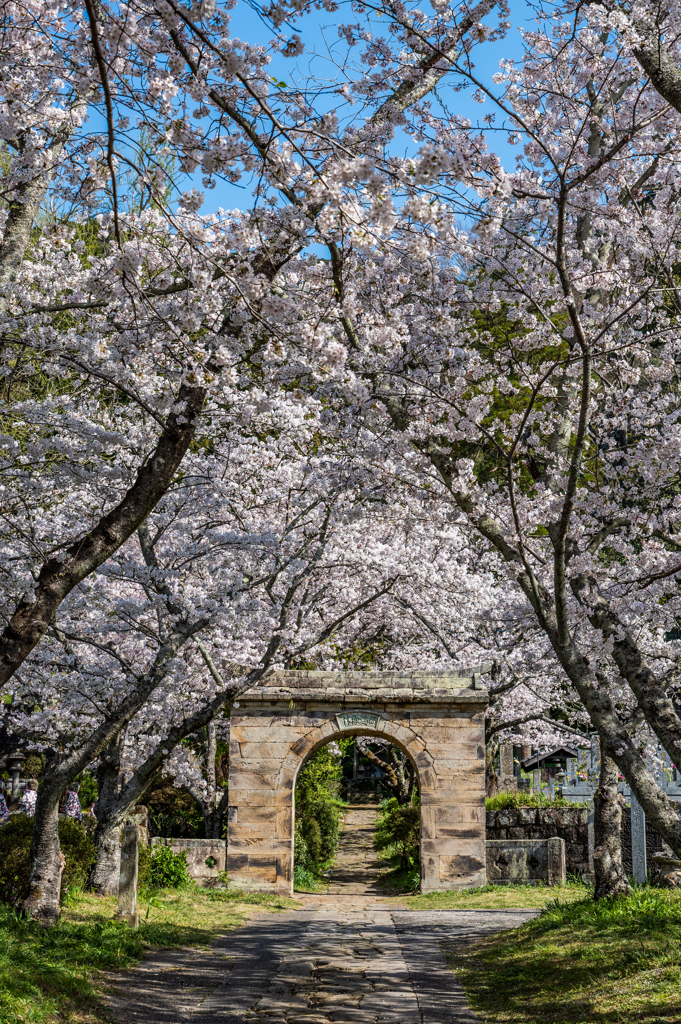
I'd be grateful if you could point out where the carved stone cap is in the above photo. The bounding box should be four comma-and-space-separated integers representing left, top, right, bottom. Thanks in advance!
241, 667, 490, 705
651, 853, 681, 868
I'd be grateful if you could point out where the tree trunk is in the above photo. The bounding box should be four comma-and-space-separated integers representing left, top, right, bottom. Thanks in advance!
593, 752, 630, 900
89, 821, 122, 896
87, 738, 127, 894
204, 807, 221, 840
22, 785, 66, 925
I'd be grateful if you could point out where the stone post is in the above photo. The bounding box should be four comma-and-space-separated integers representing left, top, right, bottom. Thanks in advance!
498, 743, 516, 790
587, 799, 595, 876
547, 776, 555, 800
8, 752, 24, 802
114, 825, 140, 928
533, 769, 541, 794
547, 837, 566, 885
630, 791, 647, 884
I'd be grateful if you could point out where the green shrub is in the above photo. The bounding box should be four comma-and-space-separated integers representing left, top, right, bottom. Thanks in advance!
295, 798, 340, 876
374, 800, 420, 870
293, 865, 317, 891
485, 790, 587, 810
146, 780, 203, 838
138, 843, 151, 887
293, 745, 347, 879
0, 816, 96, 907
307, 798, 340, 865
58, 817, 96, 892
148, 845, 191, 889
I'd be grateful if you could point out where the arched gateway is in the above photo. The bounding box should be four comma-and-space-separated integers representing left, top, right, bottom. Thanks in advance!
226, 669, 489, 894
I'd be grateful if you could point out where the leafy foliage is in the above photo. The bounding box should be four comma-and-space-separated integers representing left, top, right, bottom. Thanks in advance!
0, 817, 95, 907
293, 744, 346, 882
374, 798, 420, 870
485, 790, 587, 810
148, 845, 192, 890
146, 780, 203, 839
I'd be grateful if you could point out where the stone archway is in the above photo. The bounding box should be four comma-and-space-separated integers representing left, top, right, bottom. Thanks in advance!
225, 669, 489, 894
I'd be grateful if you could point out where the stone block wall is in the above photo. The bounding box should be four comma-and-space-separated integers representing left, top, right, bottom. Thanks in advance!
152, 837, 226, 886
486, 807, 590, 877
487, 837, 566, 885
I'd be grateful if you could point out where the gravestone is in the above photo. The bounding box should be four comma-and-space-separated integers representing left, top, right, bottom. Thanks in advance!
114, 825, 140, 928
498, 743, 516, 789
533, 769, 541, 794
547, 837, 567, 885
566, 757, 576, 785
630, 791, 647, 883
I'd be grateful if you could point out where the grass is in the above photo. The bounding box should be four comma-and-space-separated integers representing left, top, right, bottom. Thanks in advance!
0, 886, 296, 1024
400, 879, 590, 910
443, 886, 681, 1023
486, 790, 588, 810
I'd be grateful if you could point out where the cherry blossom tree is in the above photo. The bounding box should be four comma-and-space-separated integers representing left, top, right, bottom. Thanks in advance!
277, 0, 681, 896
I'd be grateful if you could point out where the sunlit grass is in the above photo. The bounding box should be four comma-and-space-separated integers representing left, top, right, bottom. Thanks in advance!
1, 886, 296, 1024
444, 887, 681, 1023
400, 879, 589, 909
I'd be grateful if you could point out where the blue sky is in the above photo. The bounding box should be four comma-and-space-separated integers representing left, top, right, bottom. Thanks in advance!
199, 0, 536, 214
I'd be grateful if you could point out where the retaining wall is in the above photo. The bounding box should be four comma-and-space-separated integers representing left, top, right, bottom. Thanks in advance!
487, 837, 566, 885
486, 807, 590, 878
151, 837, 226, 887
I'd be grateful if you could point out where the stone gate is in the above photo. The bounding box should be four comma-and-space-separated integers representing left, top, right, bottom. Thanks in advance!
226, 669, 489, 895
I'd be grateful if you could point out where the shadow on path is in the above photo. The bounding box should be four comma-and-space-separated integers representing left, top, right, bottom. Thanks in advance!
105, 806, 538, 1023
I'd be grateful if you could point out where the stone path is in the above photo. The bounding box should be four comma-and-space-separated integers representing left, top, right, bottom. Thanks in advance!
106, 806, 538, 1023
324, 805, 384, 896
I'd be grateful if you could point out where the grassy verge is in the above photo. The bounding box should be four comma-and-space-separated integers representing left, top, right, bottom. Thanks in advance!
443, 887, 681, 1023
486, 790, 587, 810
0, 887, 296, 1024
400, 880, 589, 910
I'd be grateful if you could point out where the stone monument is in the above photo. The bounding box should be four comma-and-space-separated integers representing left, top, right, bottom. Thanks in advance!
114, 825, 140, 928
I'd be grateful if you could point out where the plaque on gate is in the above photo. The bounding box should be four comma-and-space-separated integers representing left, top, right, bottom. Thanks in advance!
336, 711, 380, 731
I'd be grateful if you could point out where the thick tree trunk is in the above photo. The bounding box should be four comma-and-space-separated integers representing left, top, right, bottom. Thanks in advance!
22, 785, 66, 925
593, 752, 630, 900
89, 822, 122, 896
88, 738, 126, 894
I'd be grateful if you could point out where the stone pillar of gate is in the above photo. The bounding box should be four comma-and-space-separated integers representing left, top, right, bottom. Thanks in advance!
225, 669, 489, 895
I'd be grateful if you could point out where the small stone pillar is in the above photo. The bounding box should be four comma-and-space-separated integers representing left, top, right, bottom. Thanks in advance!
114, 825, 140, 928
630, 791, 647, 884
587, 798, 595, 877
547, 837, 566, 885
533, 769, 541, 794
8, 752, 24, 802
498, 744, 517, 790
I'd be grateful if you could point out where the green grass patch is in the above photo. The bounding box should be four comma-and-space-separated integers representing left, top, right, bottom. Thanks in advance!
402, 880, 588, 910
486, 790, 587, 810
1, 887, 296, 1023
443, 887, 681, 1022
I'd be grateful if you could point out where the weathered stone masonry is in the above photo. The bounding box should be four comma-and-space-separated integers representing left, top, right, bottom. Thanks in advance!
226, 670, 489, 895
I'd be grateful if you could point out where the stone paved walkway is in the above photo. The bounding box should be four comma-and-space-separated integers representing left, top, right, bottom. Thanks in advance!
324, 805, 384, 896
106, 807, 538, 1023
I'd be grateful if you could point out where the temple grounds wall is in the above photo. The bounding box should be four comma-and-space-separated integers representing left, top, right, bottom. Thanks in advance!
225, 669, 488, 895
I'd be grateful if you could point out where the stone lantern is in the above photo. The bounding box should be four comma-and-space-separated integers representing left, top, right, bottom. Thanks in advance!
8, 751, 25, 802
